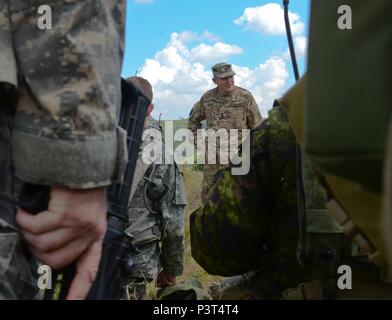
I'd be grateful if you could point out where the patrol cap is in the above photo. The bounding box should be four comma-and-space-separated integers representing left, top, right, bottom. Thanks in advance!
126, 76, 153, 102
212, 62, 236, 79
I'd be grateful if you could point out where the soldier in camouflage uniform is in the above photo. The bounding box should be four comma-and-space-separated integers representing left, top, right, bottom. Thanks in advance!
0, 0, 127, 299
124, 77, 186, 300
190, 104, 392, 299
188, 63, 262, 202
190, 105, 311, 299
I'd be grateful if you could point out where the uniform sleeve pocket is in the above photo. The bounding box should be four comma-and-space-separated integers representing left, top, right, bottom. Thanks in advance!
0, 232, 17, 277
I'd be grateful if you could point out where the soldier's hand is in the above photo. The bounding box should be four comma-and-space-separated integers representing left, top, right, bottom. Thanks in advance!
156, 269, 176, 288
16, 186, 107, 300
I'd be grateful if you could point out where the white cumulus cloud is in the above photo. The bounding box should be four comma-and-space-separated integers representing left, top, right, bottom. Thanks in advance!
293, 35, 307, 58
178, 30, 221, 43
177, 31, 198, 43
234, 3, 304, 36
190, 42, 243, 64
233, 57, 289, 114
136, 32, 289, 119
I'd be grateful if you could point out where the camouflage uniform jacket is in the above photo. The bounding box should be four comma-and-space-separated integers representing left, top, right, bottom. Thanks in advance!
190, 106, 312, 299
0, 0, 127, 189
188, 86, 262, 163
0, 0, 126, 299
188, 86, 262, 135
125, 117, 187, 280
188, 86, 262, 201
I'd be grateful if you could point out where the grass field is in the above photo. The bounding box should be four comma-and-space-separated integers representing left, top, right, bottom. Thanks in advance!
178, 165, 222, 289
145, 164, 222, 299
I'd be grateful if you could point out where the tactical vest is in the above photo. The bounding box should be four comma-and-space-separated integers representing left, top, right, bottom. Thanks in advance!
126, 118, 166, 246
126, 160, 186, 247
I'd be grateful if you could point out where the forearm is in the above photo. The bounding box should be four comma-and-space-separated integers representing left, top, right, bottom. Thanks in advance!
16, 185, 108, 299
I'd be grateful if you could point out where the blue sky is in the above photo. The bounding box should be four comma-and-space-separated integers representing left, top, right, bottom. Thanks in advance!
123, 0, 310, 119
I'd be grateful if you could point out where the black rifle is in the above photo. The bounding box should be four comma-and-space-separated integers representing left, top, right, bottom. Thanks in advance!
86, 78, 149, 299
19, 78, 150, 300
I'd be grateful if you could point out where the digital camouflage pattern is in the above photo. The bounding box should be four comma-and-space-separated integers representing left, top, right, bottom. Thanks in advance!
0, 104, 37, 299
0, 0, 126, 299
125, 118, 186, 299
188, 86, 262, 138
190, 106, 312, 299
188, 86, 262, 201
0, 218, 37, 300
0, 0, 127, 188
125, 161, 186, 278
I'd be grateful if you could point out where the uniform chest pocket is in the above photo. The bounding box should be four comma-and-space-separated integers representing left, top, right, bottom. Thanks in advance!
223, 104, 246, 126
204, 104, 220, 126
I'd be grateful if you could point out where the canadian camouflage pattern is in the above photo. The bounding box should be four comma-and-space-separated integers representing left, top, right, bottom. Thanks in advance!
125, 118, 186, 282
201, 164, 227, 203
190, 106, 312, 299
188, 86, 262, 201
0, 0, 127, 188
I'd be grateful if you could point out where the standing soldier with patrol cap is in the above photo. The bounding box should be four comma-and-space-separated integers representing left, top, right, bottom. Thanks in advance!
188, 62, 262, 202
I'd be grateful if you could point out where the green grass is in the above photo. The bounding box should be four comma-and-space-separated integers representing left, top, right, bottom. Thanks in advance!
178, 165, 222, 289
145, 164, 222, 299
